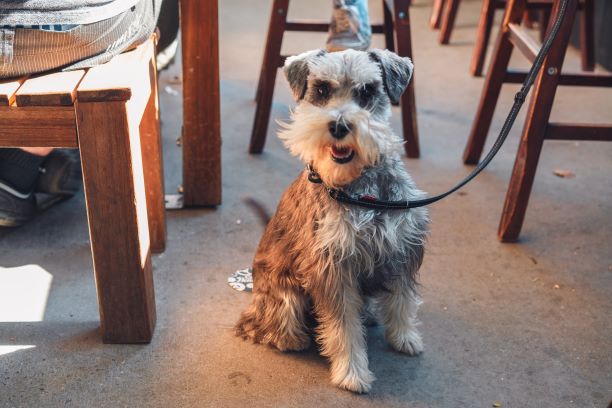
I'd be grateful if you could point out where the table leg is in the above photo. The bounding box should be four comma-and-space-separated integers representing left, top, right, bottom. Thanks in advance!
180, 0, 221, 206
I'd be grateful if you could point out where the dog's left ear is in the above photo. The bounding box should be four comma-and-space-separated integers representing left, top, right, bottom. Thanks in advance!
283, 49, 325, 101
368, 49, 414, 104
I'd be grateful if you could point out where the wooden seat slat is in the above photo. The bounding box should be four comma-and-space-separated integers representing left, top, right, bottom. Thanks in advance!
15, 70, 86, 106
0, 77, 26, 106
77, 40, 155, 102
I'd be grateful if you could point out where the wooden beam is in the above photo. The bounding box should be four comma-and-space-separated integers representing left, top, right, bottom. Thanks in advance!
138, 40, 167, 254
507, 23, 540, 63
78, 37, 167, 254
394, 0, 420, 157
285, 20, 328, 32
0, 106, 77, 147
284, 20, 384, 33
429, 0, 444, 29
76, 99, 156, 343
504, 69, 612, 87
545, 123, 612, 141
181, 0, 222, 206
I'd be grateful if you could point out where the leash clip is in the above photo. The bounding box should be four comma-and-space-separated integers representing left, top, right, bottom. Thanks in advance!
307, 164, 323, 184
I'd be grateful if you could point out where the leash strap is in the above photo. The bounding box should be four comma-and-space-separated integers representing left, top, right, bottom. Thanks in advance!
311, 0, 571, 210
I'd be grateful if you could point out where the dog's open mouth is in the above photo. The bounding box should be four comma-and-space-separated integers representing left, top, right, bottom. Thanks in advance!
330, 145, 355, 164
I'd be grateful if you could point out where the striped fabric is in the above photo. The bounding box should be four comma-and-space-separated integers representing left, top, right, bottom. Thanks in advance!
0, 25, 79, 32
0, 0, 140, 26
0, 0, 161, 79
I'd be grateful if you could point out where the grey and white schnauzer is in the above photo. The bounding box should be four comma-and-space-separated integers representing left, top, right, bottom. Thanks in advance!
236, 48, 429, 393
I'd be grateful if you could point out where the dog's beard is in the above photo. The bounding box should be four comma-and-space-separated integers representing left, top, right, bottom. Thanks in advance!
279, 103, 402, 188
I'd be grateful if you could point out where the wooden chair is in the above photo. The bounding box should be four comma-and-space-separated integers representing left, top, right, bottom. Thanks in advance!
0, 38, 165, 343
430, 0, 594, 75
470, 0, 594, 76
463, 0, 612, 241
250, 0, 421, 158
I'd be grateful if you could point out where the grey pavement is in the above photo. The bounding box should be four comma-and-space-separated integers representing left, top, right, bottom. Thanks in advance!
1, 1, 611, 407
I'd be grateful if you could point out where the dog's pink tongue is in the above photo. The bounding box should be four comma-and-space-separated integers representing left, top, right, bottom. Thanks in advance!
331, 145, 351, 158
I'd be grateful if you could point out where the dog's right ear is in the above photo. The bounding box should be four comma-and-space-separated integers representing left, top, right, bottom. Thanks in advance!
368, 49, 414, 104
283, 49, 325, 101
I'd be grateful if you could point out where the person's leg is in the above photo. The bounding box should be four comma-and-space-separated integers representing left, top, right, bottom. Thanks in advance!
20, 147, 53, 156
0, 149, 47, 227
0, 147, 83, 227
326, 0, 372, 52
0, 0, 160, 79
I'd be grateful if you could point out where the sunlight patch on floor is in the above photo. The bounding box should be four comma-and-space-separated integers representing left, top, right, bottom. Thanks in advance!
0, 345, 35, 356
0, 265, 52, 322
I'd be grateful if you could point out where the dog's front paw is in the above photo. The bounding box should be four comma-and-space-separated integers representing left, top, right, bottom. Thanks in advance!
387, 328, 423, 356
271, 334, 311, 352
235, 315, 259, 343
331, 364, 375, 394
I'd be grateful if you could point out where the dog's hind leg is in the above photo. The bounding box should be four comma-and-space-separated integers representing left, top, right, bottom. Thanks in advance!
313, 282, 375, 393
236, 284, 311, 352
378, 283, 423, 356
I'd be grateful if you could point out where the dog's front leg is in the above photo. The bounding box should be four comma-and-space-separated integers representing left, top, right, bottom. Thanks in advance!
378, 283, 423, 356
236, 284, 311, 352
313, 281, 374, 393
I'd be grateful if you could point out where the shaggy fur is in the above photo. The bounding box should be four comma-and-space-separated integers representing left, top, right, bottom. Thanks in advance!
236, 48, 429, 393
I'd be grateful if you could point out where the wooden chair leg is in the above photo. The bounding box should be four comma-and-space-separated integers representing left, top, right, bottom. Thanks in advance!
383, 0, 396, 52
538, 8, 551, 42
523, 9, 536, 29
430, 0, 445, 29
463, 0, 527, 165
439, 0, 460, 44
579, 0, 595, 71
180, 0, 221, 206
139, 44, 166, 254
249, 0, 288, 154
498, 0, 578, 242
76, 100, 156, 343
470, 0, 497, 76
393, 0, 419, 158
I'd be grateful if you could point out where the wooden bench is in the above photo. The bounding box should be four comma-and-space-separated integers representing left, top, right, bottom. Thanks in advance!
0, 38, 165, 343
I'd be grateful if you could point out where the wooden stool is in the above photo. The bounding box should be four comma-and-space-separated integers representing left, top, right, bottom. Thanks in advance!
463, 0, 612, 241
250, 0, 420, 158
470, 0, 595, 76
0, 38, 165, 343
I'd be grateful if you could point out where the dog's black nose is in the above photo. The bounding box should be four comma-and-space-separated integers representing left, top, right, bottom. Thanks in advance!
328, 121, 351, 139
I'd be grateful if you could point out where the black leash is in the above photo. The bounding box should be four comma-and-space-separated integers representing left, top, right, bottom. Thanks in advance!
309, 0, 570, 211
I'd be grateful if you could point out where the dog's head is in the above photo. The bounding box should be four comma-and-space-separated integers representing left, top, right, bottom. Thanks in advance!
279, 48, 413, 188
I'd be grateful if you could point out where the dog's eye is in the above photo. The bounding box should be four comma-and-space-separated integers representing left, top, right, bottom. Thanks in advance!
316, 83, 330, 99
356, 83, 377, 108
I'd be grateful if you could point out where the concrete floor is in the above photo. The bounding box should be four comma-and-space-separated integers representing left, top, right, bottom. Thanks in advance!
1, 1, 611, 407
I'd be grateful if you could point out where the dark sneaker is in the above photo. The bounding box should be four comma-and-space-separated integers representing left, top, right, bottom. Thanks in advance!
36, 149, 82, 196
0, 182, 36, 227
35, 149, 82, 211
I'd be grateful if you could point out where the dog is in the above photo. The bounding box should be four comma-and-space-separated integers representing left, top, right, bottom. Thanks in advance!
236, 48, 429, 393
